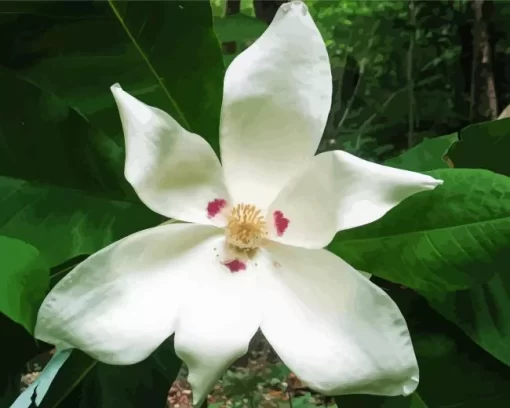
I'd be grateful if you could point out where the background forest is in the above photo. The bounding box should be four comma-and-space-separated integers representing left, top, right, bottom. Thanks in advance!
213, 0, 510, 161
1, 1, 510, 408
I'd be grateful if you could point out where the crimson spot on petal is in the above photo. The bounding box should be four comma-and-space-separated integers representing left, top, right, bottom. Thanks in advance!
207, 198, 227, 218
223, 259, 246, 273
273, 210, 290, 236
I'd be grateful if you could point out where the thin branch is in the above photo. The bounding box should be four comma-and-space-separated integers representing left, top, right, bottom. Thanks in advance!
335, 59, 366, 133
407, 0, 416, 148
354, 89, 403, 150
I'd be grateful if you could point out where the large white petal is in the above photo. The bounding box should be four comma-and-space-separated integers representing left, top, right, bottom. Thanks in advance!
260, 243, 419, 397
220, 0, 332, 209
174, 252, 262, 406
112, 84, 230, 225
267, 150, 442, 248
34, 223, 222, 365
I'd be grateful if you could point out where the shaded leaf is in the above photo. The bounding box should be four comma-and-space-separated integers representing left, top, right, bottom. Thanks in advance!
108, 0, 224, 152
335, 280, 510, 407
0, 67, 129, 201
0, 236, 49, 333
445, 117, 510, 177
15, 340, 181, 408
425, 270, 510, 365
0, 0, 225, 192
335, 393, 427, 408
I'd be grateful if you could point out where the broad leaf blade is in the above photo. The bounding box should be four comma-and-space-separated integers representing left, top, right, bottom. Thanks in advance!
425, 271, 510, 365
0, 0, 224, 199
334, 281, 510, 408
108, 0, 224, 152
445, 117, 510, 177
0, 176, 160, 266
385, 133, 457, 172
0, 236, 49, 333
0, 68, 129, 200
328, 169, 510, 292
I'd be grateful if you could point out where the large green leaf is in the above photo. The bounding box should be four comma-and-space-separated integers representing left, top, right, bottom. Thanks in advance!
385, 133, 457, 172
0, 236, 49, 333
107, 0, 224, 152
425, 270, 510, 365
0, 67, 129, 201
0, 0, 224, 194
445, 117, 510, 177
328, 168, 510, 293
0, 176, 160, 266
336, 280, 510, 407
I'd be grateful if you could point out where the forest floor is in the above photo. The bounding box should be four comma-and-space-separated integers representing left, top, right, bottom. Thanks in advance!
21, 331, 337, 408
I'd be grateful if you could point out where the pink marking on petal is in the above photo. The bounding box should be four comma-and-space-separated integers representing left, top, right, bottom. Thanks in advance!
273, 210, 290, 236
223, 259, 246, 273
207, 198, 227, 218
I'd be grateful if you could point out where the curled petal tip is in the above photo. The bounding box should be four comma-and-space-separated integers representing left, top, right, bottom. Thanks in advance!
431, 178, 444, 187
110, 83, 122, 93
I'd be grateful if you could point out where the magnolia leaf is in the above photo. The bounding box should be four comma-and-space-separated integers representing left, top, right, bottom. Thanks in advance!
445, 117, 510, 177
0, 0, 225, 198
0, 68, 129, 201
425, 271, 510, 366
385, 133, 458, 172
0, 236, 49, 333
334, 280, 510, 407
329, 169, 510, 293
0, 176, 160, 266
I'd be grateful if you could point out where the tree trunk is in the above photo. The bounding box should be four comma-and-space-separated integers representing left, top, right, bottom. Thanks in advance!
226, 0, 240, 15
470, 0, 498, 121
407, 0, 416, 147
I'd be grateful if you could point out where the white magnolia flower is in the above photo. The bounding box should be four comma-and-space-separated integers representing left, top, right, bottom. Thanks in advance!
35, 1, 442, 405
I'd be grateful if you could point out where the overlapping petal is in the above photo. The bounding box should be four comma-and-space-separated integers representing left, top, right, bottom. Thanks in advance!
220, 0, 332, 209
259, 243, 419, 397
174, 252, 262, 406
267, 150, 442, 248
34, 223, 222, 365
112, 84, 230, 225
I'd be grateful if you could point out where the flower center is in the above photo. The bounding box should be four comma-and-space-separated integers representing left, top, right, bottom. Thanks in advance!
226, 203, 267, 250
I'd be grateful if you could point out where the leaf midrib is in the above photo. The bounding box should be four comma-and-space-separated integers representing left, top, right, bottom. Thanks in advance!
107, 0, 190, 130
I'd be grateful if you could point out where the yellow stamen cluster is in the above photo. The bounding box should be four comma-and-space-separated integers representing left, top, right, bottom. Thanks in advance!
226, 204, 267, 250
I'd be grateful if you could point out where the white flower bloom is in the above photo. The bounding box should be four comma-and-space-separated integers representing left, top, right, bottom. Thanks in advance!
35, 1, 442, 405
